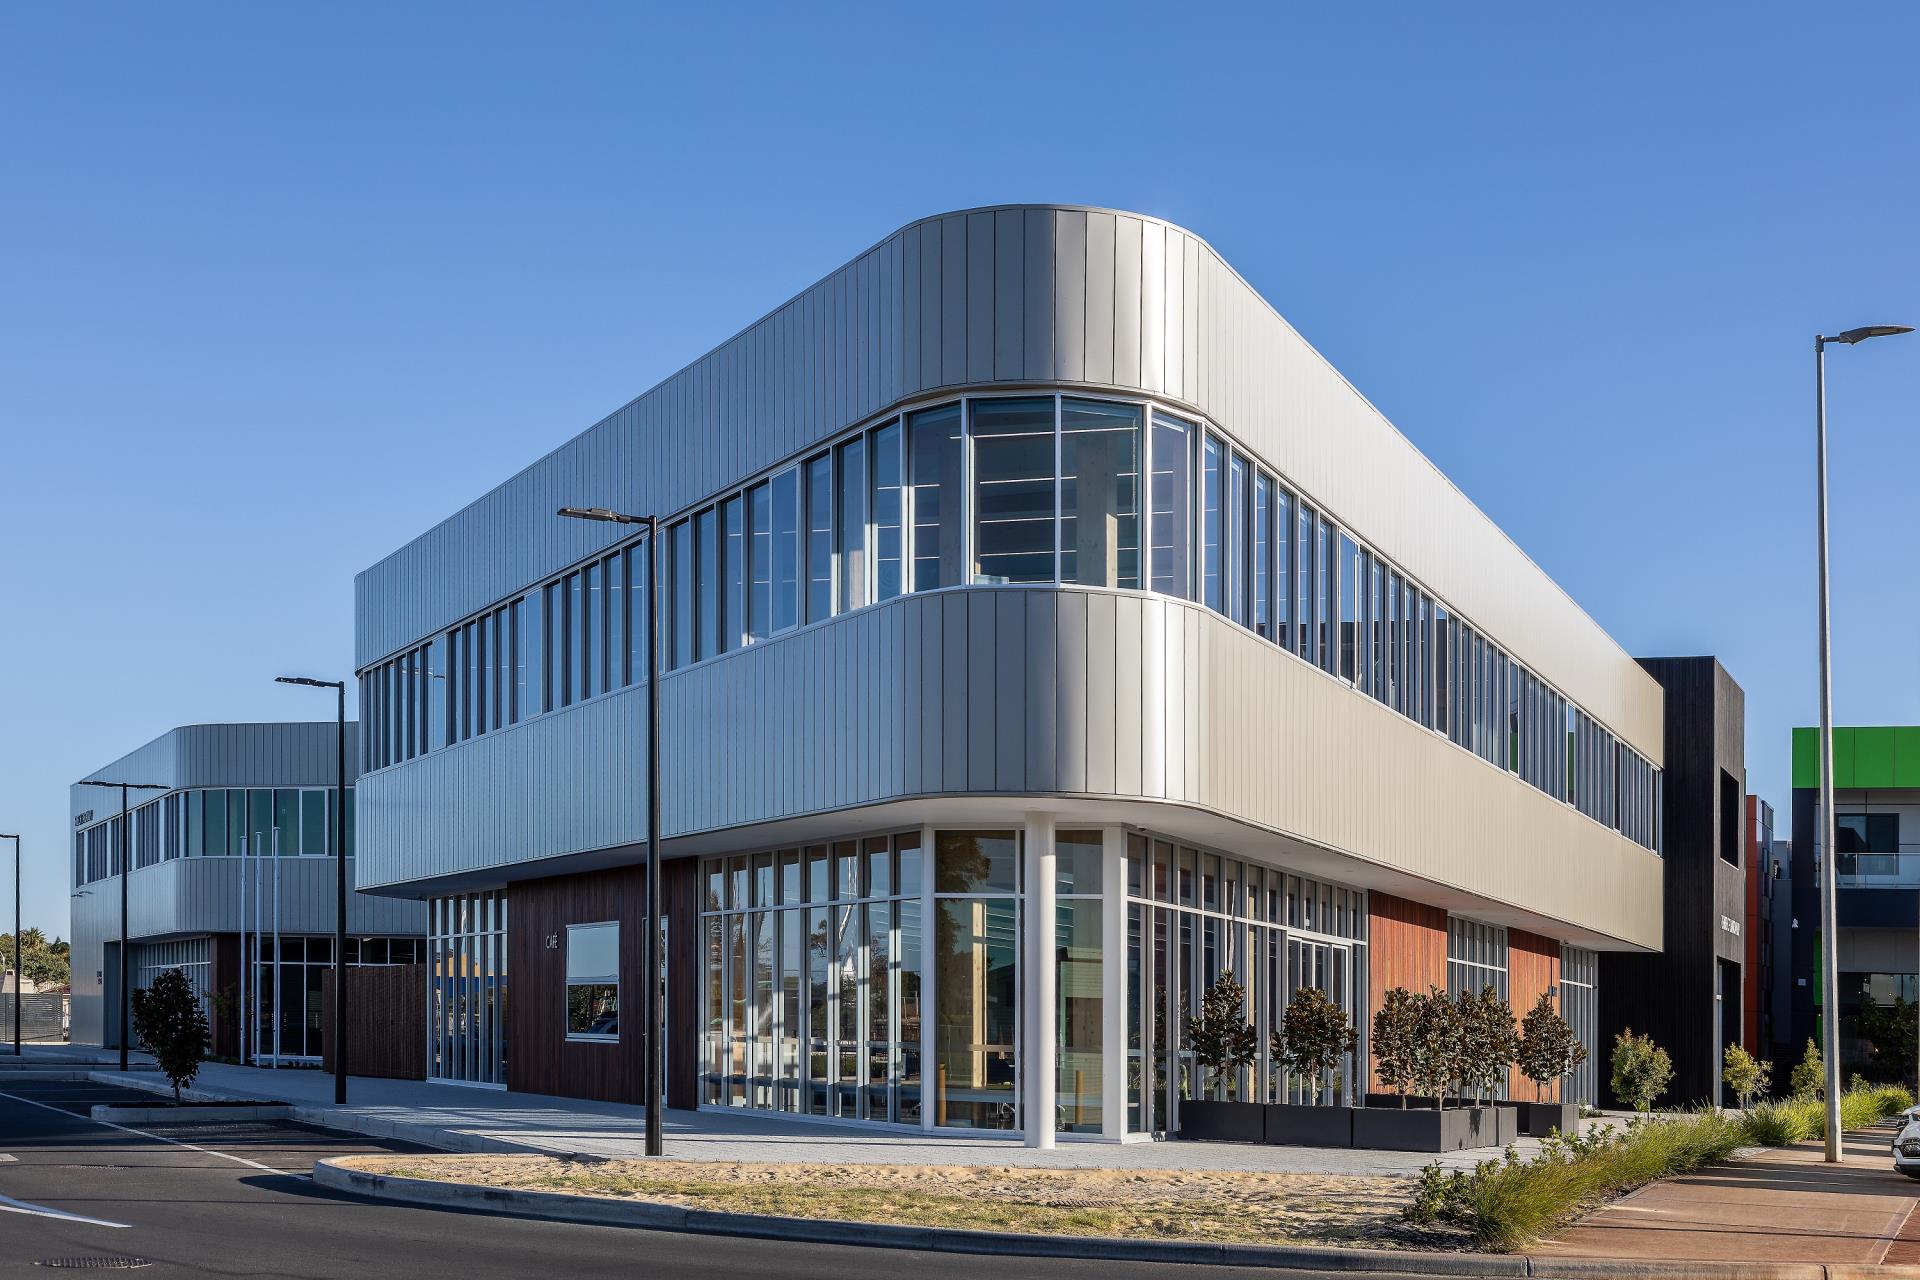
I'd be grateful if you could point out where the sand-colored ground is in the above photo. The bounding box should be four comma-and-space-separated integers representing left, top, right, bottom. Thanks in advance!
343, 1154, 1451, 1248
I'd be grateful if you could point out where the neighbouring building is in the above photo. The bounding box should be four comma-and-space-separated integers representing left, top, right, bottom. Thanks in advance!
1768, 832, 1796, 1071
352, 205, 1667, 1142
69, 722, 427, 1056
1597, 657, 1746, 1108
1744, 795, 1781, 1063
1788, 726, 1920, 1083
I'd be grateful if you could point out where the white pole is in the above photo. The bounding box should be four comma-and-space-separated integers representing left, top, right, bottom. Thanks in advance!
238, 833, 248, 1066
271, 826, 282, 1069
1815, 336, 1842, 1161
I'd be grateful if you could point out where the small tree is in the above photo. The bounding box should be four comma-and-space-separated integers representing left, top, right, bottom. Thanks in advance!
1184, 971, 1257, 1101
1610, 1028, 1673, 1114
1371, 986, 1422, 1108
130, 968, 209, 1102
1789, 1038, 1825, 1101
1274, 986, 1356, 1104
1456, 986, 1518, 1105
1722, 1043, 1771, 1110
1516, 992, 1587, 1102
1410, 986, 1463, 1110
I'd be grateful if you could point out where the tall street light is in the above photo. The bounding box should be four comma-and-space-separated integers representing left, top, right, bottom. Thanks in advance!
77, 780, 167, 1070
1815, 323, 1912, 1162
277, 675, 350, 1105
2, 834, 19, 1055
558, 505, 664, 1157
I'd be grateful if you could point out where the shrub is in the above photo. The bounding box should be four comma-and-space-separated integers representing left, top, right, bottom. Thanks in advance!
1610, 1029, 1673, 1113
1789, 1039, 1825, 1100
1457, 986, 1518, 1106
1406, 1109, 1745, 1250
130, 967, 209, 1101
1516, 992, 1587, 1103
1273, 986, 1355, 1104
1184, 971, 1257, 1100
1740, 1081, 1913, 1146
1371, 987, 1422, 1108
1722, 1043, 1771, 1110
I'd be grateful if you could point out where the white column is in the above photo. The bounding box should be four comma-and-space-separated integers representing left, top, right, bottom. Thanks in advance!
1024, 813, 1057, 1149
919, 824, 937, 1132
1100, 827, 1128, 1141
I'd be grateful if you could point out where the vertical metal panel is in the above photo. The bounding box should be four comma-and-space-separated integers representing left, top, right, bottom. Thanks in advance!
993, 591, 1027, 790
1052, 209, 1086, 382
1085, 592, 1117, 794
918, 596, 944, 794
966, 211, 995, 384
1139, 222, 1165, 396
1054, 591, 1088, 793
1083, 212, 1116, 386
993, 209, 1025, 381
940, 213, 967, 387
1023, 591, 1057, 794
1114, 593, 1144, 796
918, 220, 942, 393
1022, 208, 1054, 381
941, 593, 968, 793
1113, 215, 1142, 391
967, 592, 996, 791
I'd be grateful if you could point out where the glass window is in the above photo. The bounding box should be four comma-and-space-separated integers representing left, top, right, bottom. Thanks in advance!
565, 574, 583, 706
726, 492, 749, 649
1295, 503, 1315, 661
837, 435, 868, 612
1226, 452, 1248, 625
670, 520, 693, 669
695, 506, 719, 662
1057, 896, 1102, 1133
1200, 434, 1223, 611
565, 922, 620, 1041
772, 465, 799, 632
1060, 398, 1141, 589
275, 790, 300, 855
1252, 474, 1272, 639
746, 484, 771, 643
970, 397, 1056, 584
1148, 412, 1191, 599
302, 790, 326, 856
201, 789, 223, 856
934, 830, 1018, 894
428, 632, 449, 746
583, 563, 602, 700
872, 421, 904, 600
1339, 535, 1358, 680
934, 897, 1018, 1129
1319, 517, 1337, 673
805, 453, 833, 621
1055, 830, 1104, 895
908, 403, 964, 591
629, 537, 649, 681
517, 593, 539, 721
604, 555, 623, 692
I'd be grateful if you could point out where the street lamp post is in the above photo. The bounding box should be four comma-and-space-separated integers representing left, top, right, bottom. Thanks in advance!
558, 505, 664, 1158
277, 675, 350, 1105
2, 834, 19, 1055
77, 780, 167, 1070
1814, 323, 1912, 1162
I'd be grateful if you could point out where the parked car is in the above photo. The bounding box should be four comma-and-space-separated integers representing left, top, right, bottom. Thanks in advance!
1890, 1106, 1920, 1179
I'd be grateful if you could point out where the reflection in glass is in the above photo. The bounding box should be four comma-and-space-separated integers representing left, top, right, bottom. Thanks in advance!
805, 454, 833, 622
908, 404, 964, 591
1149, 413, 1191, 599
935, 897, 1019, 1129
971, 398, 1056, 584
1061, 399, 1140, 588
872, 422, 904, 600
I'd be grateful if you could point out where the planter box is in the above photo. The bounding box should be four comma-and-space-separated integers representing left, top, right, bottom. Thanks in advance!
1350, 1104, 1511, 1152
1262, 1103, 1353, 1148
1176, 1099, 1263, 1143
1515, 1100, 1581, 1138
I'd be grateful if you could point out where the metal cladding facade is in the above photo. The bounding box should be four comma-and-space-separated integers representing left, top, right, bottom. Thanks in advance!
353, 205, 1666, 953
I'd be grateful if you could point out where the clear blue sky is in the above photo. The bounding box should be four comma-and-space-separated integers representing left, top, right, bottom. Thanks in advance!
3, 4, 1915, 938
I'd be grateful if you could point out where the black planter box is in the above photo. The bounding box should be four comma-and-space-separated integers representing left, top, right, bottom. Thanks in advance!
1262, 1103, 1354, 1148
1350, 1104, 1512, 1152
1177, 1099, 1263, 1143
1515, 1100, 1581, 1138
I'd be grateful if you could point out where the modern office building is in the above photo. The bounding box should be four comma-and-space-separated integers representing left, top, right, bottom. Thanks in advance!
354, 205, 1667, 1140
1788, 725, 1920, 1081
1743, 794, 1781, 1063
1598, 657, 1745, 1108
70, 722, 427, 1057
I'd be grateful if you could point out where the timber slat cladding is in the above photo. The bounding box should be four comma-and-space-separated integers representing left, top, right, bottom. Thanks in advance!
1365, 892, 1446, 1091
322, 963, 425, 1080
507, 867, 646, 1103
1507, 928, 1561, 1098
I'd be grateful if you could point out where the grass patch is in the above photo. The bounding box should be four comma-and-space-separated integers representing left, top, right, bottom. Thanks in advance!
354, 1156, 1420, 1248
1740, 1083, 1911, 1147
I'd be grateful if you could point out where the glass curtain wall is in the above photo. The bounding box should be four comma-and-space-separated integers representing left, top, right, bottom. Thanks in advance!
700, 835, 923, 1123
1124, 833, 1366, 1135
933, 831, 1020, 1128
1055, 831, 1104, 1134
1561, 946, 1598, 1106
429, 891, 508, 1086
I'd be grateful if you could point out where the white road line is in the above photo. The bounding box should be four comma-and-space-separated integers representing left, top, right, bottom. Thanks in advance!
0, 1192, 131, 1229
0, 1089, 284, 1175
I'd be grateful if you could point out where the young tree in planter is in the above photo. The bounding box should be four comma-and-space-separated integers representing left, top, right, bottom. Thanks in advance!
1610, 1028, 1674, 1114
1789, 1038, 1826, 1101
130, 967, 210, 1102
1410, 986, 1463, 1109
1516, 991, 1587, 1102
1456, 985, 1519, 1105
1371, 986, 1422, 1108
1274, 986, 1356, 1104
1184, 971, 1258, 1100
1722, 1043, 1772, 1110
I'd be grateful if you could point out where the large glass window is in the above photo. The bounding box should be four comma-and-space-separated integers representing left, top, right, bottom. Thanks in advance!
1060, 399, 1140, 589
566, 921, 620, 1041
725, 492, 748, 649
746, 484, 771, 643
669, 519, 692, 670
908, 404, 964, 591
772, 465, 800, 632
695, 506, 719, 662
1200, 435, 1224, 612
805, 453, 833, 621
1295, 503, 1315, 662
970, 398, 1056, 584
1148, 412, 1191, 599
872, 422, 904, 600
1252, 474, 1272, 639
837, 435, 869, 612
1056, 830, 1103, 1133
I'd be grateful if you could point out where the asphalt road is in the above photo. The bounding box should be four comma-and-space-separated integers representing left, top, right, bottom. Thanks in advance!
0, 1076, 1483, 1279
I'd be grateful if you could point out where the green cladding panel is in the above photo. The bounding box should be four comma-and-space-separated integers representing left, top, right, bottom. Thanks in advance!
1793, 728, 1819, 789
1793, 725, 1920, 790
1897, 727, 1920, 787
1855, 727, 1897, 788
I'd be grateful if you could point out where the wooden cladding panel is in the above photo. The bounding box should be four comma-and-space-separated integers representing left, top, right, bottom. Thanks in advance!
1507, 928, 1561, 1100
322, 963, 426, 1080
1365, 892, 1447, 1091
507, 866, 647, 1104
665, 857, 700, 1111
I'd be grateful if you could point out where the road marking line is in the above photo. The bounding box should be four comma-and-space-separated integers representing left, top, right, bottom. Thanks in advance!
0, 1192, 130, 1229
0, 1090, 283, 1175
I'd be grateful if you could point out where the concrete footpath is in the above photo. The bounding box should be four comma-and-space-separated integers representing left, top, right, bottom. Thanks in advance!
1538, 1130, 1920, 1268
